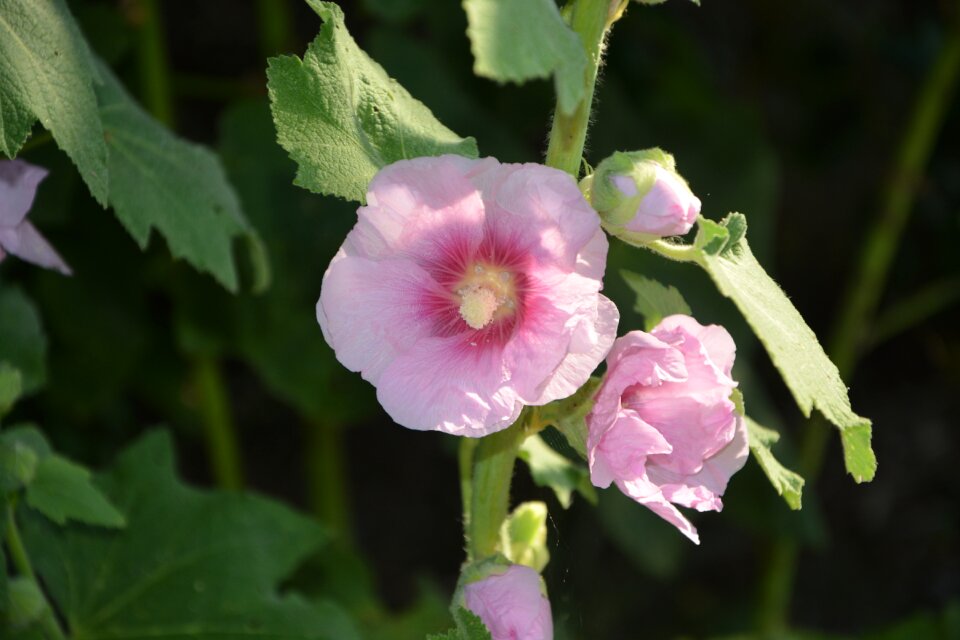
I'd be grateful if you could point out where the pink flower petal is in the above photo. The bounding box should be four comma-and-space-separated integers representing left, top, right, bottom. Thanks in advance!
0, 160, 47, 228
464, 565, 553, 640
0, 222, 71, 275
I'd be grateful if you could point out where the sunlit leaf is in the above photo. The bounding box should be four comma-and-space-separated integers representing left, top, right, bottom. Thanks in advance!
621, 270, 692, 330
267, 0, 477, 203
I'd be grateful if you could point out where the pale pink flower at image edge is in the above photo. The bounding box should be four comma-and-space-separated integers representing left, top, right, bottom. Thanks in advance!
0, 159, 71, 275
317, 155, 619, 436
587, 315, 749, 544
464, 565, 553, 640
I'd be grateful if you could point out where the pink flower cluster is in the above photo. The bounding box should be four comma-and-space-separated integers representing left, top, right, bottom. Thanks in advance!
586, 316, 749, 543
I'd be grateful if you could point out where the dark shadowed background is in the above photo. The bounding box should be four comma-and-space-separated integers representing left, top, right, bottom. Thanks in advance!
6, 0, 959, 637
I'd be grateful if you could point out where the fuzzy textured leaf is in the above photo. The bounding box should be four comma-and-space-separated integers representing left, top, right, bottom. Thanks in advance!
20, 431, 359, 640
622, 270, 692, 330
0, 289, 46, 395
95, 60, 262, 292
697, 214, 876, 482
25, 454, 126, 527
745, 417, 804, 510
0, 0, 108, 203
519, 434, 596, 508
267, 0, 478, 203
463, 0, 588, 115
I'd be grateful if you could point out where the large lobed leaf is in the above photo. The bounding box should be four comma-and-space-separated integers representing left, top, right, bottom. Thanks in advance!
694, 214, 876, 482
0, 0, 108, 204
267, 0, 478, 203
463, 0, 588, 115
95, 60, 264, 293
21, 431, 359, 640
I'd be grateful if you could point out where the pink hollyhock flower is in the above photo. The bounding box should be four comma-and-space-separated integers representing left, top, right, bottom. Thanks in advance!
0, 160, 71, 275
464, 565, 553, 640
317, 155, 618, 436
587, 148, 700, 242
586, 315, 748, 544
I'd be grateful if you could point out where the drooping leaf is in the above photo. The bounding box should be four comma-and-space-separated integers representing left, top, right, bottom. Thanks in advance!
267, 0, 478, 203
540, 376, 601, 459
0, 0, 109, 203
0, 362, 22, 417
745, 417, 804, 510
621, 270, 692, 330
20, 431, 360, 640
25, 455, 125, 527
0, 289, 46, 395
518, 434, 596, 508
92, 59, 263, 292
695, 214, 876, 482
463, 0, 588, 115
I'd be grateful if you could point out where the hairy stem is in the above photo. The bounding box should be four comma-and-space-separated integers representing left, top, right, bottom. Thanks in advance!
193, 355, 244, 491
467, 417, 528, 561
544, 0, 615, 175
6, 500, 66, 639
757, 23, 960, 634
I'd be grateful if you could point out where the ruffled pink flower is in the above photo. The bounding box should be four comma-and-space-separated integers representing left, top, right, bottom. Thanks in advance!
464, 565, 553, 640
318, 155, 618, 436
586, 315, 748, 544
0, 160, 71, 275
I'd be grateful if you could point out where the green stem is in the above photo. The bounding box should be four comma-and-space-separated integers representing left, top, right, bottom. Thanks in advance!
459, 437, 479, 560
544, 0, 614, 175
306, 418, 352, 541
756, 24, 960, 635
136, 0, 174, 127
6, 500, 66, 640
467, 417, 529, 560
256, 0, 294, 59
645, 239, 703, 264
193, 356, 244, 491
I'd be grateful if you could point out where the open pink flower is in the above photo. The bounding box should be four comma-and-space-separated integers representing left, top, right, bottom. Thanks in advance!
464, 564, 553, 640
0, 160, 71, 275
317, 155, 618, 436
586, 315, 748, 543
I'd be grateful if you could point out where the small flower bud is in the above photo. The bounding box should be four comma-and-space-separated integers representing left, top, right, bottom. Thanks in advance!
585, 148, 700, 243
463, 564, 553, 640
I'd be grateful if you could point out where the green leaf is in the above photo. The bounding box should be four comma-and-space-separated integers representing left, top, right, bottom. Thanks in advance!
21, 431, 360, 640
499, 501, 549, 572
0, 0, 109, 203
518, 434, 596, 508
0, 363, 22, 418
621, 270, 692, 330
25, 454, 125, 527
6, 578, 43, 629
94, 60, 262, 292
463, 0, 588, 115
0, 437, 37, 493
267, 0, 478, 203
453, 607, 493, 640
695, 214, 876, 482
540, 376, 601, 458
0, 289, 46, 395
745, 417, 805, 510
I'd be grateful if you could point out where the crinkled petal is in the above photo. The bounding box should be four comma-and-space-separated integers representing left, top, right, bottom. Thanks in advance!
656, 314, 736, 377
589, 409, 672, 489
635, 394, 738, 476
317, 252, 438, 383
0, 222, 71, 275
376, 336, 522, 436
0, 160, 47, 228
352, 155, 495, 260
617, 477, 701, 544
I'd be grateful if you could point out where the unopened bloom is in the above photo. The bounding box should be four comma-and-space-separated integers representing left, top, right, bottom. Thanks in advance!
0, 160, 71, 275
317, 155, 618, 436
586, 148, 699, 242
586, 315, 748, 544
464, 564, 553, 640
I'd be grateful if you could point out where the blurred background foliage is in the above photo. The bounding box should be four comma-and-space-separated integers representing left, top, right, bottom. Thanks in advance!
3, 0, 959, 637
